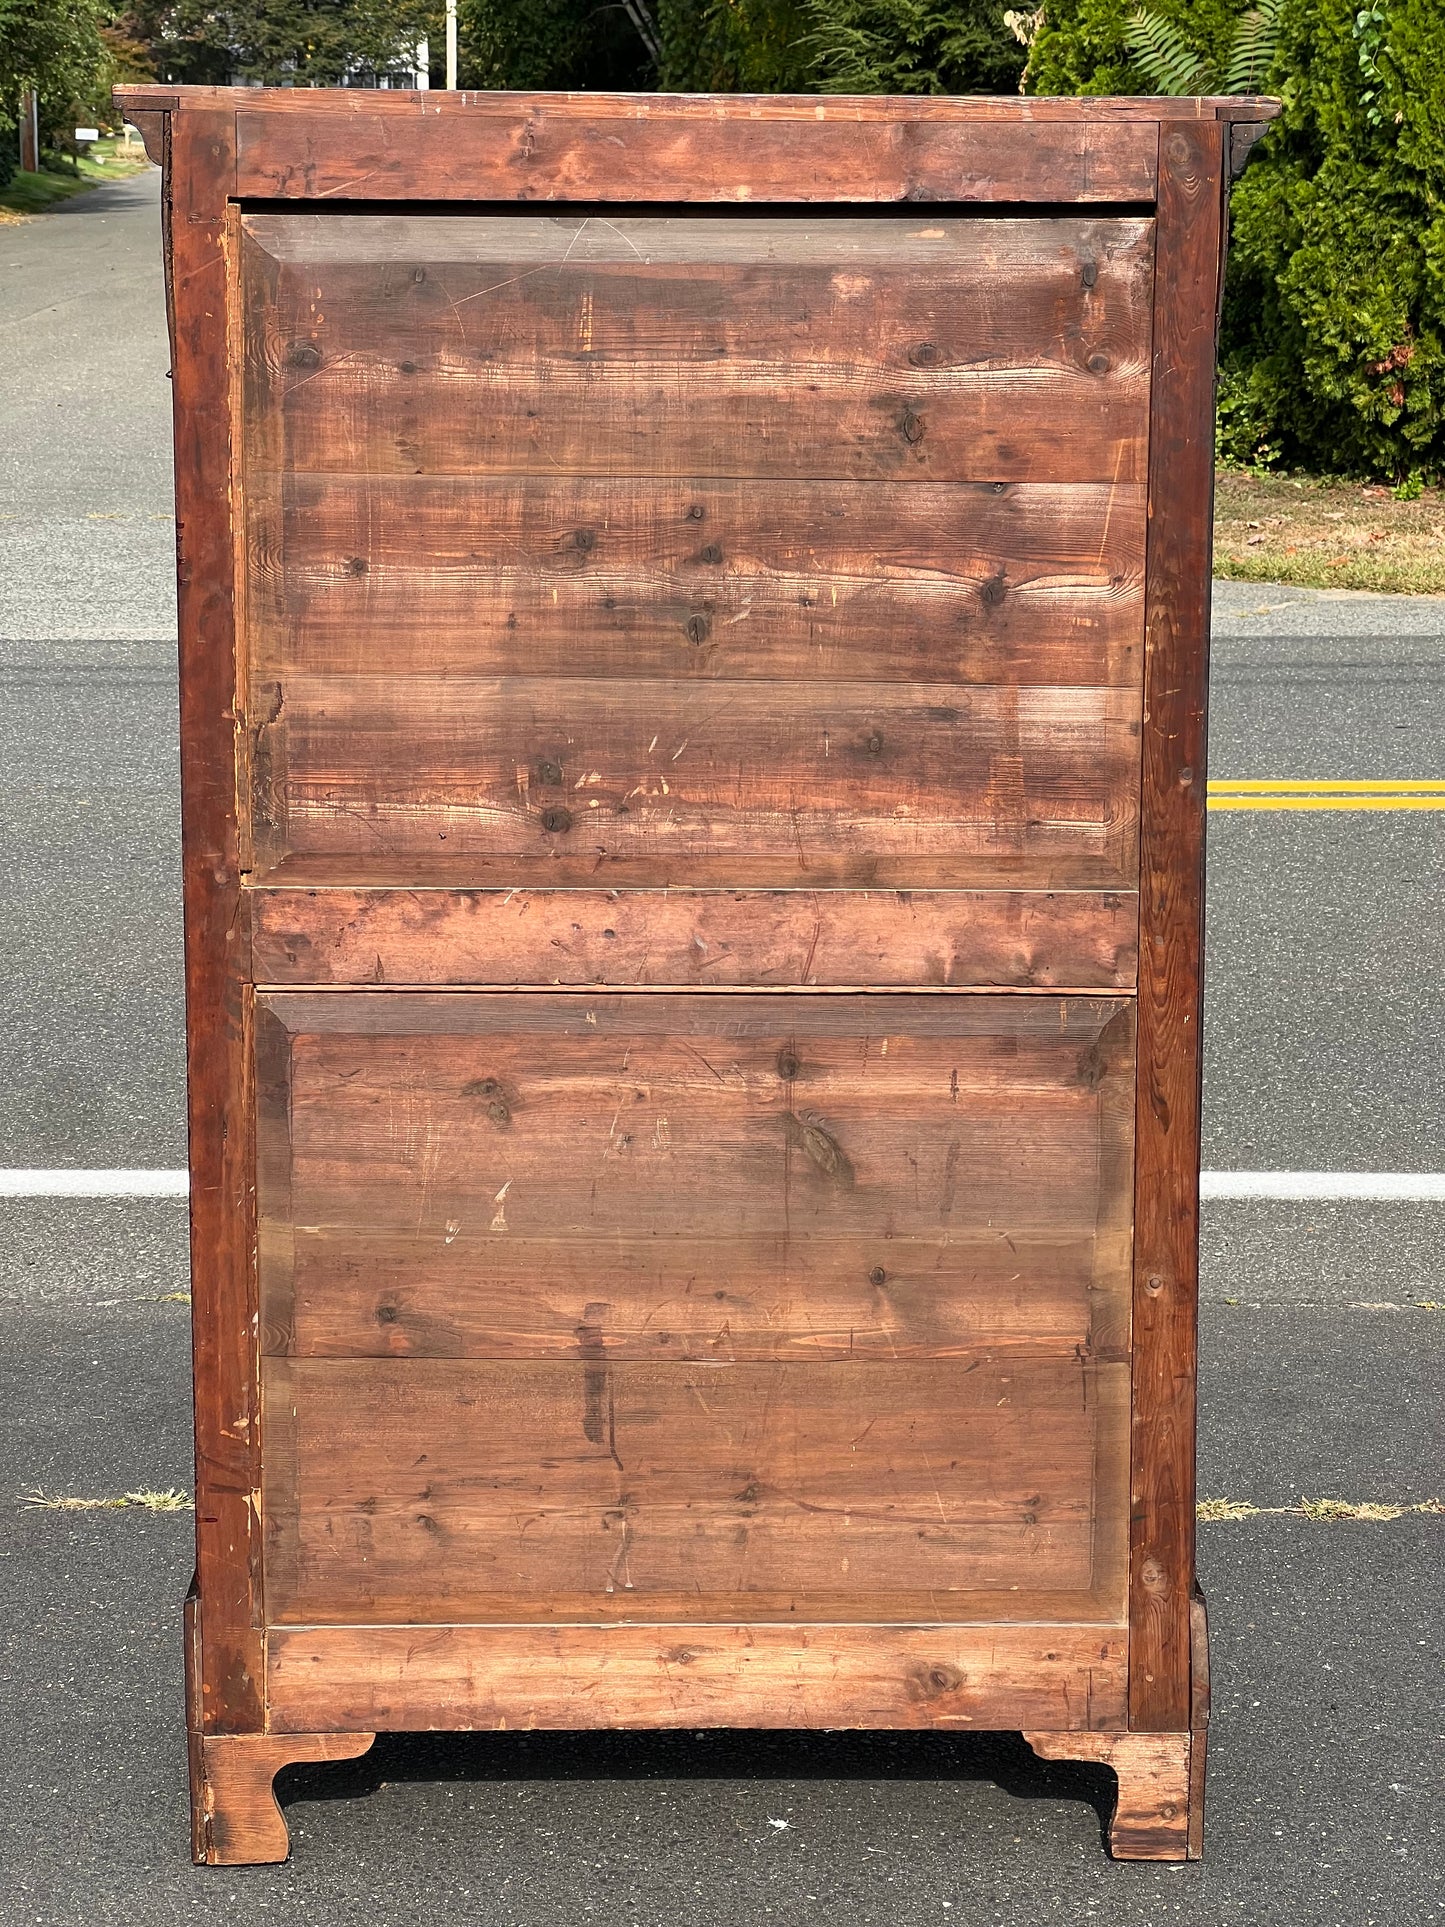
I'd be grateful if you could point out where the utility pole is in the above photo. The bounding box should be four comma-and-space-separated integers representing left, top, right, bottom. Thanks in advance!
19, 90, 39, 173
446, 0, 458, 89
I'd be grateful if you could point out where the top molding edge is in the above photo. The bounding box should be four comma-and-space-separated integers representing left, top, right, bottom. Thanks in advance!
116, 85, 1281, 124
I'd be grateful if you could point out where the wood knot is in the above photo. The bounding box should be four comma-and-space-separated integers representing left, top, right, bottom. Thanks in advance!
1081, 259, 1098, 289
864, 730, 884, 756
399, 360, 417, 375
698, 543, 724, 565
345, 555, 368, 577
286, 342, 320, 370
540, 807, 573, 834
1087, 352, 1111, 375
904, 1662, 965, 1703
535, 758, 564, 786
869, 1266, 887, 1287
899, 407, 925, 446
685, 614, 711, 646
786, 1111, 854, 1189
908, 341, 940, 367
686, 504, 705, 521
462, 1075, 515, 1127
375, 1304, 399, 1324
980, 573, 1007, 609
776, 1050, 800, 1081
1075, 1042, 1107, 1090
571, 527, 596, 553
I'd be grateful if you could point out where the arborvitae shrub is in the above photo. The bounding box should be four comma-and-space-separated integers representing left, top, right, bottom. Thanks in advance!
1030, 0, 1444, 480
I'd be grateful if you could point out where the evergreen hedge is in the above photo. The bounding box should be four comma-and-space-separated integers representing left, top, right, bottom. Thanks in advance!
1031, 0, 1444, 482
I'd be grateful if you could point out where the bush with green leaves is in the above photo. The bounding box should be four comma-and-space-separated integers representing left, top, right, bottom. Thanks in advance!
1, 0, 114, 163
1030, 0, 1444, 481
805, 0, 1024, 95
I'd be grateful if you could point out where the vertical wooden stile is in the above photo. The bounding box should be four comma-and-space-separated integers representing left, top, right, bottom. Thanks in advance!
167, 107, 264, 1733
1129, 118, 1226, 1733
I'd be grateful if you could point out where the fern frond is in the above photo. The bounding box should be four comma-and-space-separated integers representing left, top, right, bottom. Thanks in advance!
1222, 0, 1281, 94
1123, 8, 1215, 96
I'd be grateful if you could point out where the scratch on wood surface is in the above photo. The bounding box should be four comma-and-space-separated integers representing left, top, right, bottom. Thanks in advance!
489, 1179, 511, 1231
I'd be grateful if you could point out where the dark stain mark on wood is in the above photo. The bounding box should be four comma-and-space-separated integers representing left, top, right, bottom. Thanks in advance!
577, 1301, 608, 1447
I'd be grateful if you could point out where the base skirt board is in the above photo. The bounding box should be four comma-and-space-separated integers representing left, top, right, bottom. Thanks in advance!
265, 1622, 1127, 1733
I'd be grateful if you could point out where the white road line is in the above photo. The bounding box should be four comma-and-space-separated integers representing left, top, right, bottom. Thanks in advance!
1, 1169, 1444, 1201
1201, 1171, 1445, 1201
0, 1169, 189, 1197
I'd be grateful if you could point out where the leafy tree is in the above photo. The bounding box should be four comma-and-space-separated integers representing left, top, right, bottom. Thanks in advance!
127, 0, 442, 87
1, 0, 115, 165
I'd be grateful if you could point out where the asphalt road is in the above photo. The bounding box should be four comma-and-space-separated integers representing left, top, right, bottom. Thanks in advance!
1, 170, 1441, 1927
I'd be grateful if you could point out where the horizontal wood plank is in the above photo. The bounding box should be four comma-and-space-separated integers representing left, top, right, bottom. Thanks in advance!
241, 216, 1152, 485
246, 476, 1144, 685
256, 989, 1136, 1240
266, 1621, 1128, 1731
277, 1228, 1124, 1363
250, 886, 1139, 991
263, 1356, 1130, 1621
231, 103, 1160, 204
248, 676, 1141, 889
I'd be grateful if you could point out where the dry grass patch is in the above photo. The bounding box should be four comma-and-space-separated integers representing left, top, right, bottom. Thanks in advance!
21, 1487, 192, 1512
1215, 469, 1445, 595
1199, 1496, 1443, 1522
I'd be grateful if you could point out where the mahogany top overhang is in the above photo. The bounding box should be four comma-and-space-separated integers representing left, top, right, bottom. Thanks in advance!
114, 86, 1280, 206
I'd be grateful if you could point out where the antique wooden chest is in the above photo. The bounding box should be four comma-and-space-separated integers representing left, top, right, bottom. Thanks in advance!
117, 84, 1276, 1865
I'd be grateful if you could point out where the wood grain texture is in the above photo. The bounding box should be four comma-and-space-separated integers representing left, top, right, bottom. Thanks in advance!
168, 114, 264, 1735
240, 214, 1153, 486
246, 476, 1145, 686
277, 1229, 1113, 1362
250, 886, 1139, 991
267, 1623, 1128, 1734
224, 96, 1161, 205
1129, 122, 1224, 1733
247, 675, 1141, 889
1023, 1730, 1194, 1860
263, 1354, 1129, 1621
256, 990, 1134, 1365
193, 1731, 376, 1865
255, 992, 1132, 1625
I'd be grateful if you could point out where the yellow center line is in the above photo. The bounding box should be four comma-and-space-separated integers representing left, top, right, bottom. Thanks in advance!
1209, 779, 1445, 810
1210, 796, 1445, 811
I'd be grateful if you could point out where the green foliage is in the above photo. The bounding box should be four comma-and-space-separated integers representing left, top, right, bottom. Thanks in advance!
1027, 0, 1244, 93
456, 0, 651, 89
129, 1, 442, 87
1, 0, 116, 154
1032, 0, 1445, 482
1118, 0, 1279, 95
1222, 0, 1281, 91
657, 0, 813, 92
805, 0, 1024, 95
